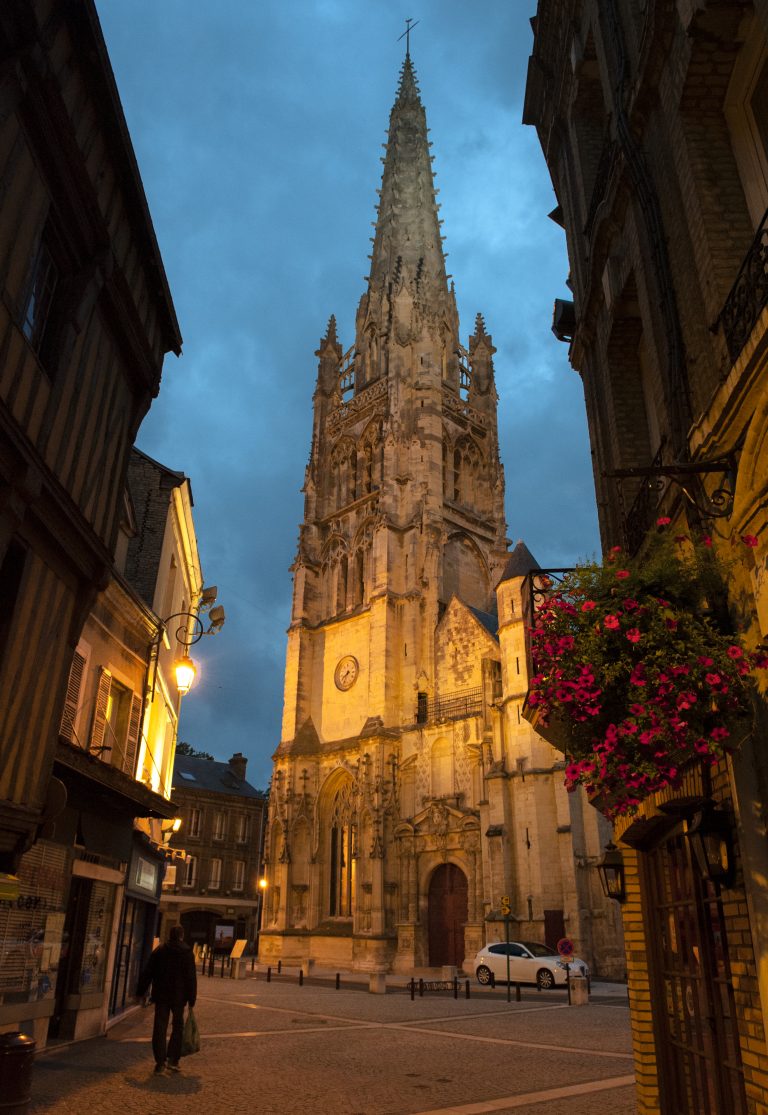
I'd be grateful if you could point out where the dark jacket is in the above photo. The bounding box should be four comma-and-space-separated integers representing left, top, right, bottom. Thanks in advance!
138, 941, 197, 1008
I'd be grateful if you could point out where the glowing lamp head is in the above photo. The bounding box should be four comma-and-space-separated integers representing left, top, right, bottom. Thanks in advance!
258, 877, 268, 890
171, 817, 183, 833
174, 654, 196, 695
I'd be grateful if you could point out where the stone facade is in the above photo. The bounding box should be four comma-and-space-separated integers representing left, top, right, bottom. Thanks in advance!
524, 2, 768, 1110
260, 54, 624, 980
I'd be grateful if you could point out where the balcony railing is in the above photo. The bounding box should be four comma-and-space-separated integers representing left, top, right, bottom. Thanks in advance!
720, 206, 768, 363
416, 687, 483, 724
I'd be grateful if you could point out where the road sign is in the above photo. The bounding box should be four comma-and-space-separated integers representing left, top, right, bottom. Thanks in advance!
557, 937, 574, 958
500, 895, 511, 917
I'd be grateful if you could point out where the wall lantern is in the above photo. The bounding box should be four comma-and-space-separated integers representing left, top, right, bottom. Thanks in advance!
174, 654, 197, 695
596, 842, 627, 903
686, 804, 734, 885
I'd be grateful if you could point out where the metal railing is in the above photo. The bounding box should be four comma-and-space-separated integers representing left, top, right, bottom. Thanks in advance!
719, 206, 768, 363
416, 687, 483, 724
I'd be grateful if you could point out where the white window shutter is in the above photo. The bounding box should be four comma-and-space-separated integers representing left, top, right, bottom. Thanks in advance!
123, 693, 142, 777
60, 649, 87, 743
90, 667, 112, 753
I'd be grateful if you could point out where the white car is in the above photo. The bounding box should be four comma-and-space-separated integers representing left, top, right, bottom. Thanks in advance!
474, 941, 589, 990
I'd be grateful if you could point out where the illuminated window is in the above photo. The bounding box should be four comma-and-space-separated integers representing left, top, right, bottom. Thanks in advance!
183, 857, 197, 887
209, 858, 222, 890
232, 861, 245, 891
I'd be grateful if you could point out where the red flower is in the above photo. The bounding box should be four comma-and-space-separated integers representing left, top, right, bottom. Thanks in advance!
604, 614, 620, 630
710, 727, 730, 741
657, 516, 671, 526
609, 545, 622, 554
705, 673, 722, 687
726, 645, 743, 659
626, 628, 641, 643
741, 534, 759, 548
581, 600, 596, 612
702, 535, 713, 548
615, 570, 630, 580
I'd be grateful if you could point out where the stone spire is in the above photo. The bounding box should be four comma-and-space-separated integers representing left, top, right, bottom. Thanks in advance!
366, 54, 451, 317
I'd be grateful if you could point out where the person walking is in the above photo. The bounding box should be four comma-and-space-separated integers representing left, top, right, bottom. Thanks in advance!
137, 925, 197, 1074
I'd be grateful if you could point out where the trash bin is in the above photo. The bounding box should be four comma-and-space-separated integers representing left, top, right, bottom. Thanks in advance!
0, 1031, 36, 1113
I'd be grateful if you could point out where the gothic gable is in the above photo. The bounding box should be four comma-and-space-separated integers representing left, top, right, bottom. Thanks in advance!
435, 595, 500, 694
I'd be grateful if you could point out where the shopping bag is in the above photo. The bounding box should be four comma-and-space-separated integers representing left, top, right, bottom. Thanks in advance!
181, 1007, 201, 1056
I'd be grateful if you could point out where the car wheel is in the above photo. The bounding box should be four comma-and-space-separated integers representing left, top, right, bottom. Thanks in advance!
476, 965, 493, 986
537, 968, 555, 990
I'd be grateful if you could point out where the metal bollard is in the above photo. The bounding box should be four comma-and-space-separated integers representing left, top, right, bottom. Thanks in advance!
418, 978, 424, 998
465, 979, 470, 1000
335, 972, 340, 990
515, 982, 521, 1002
277, 960, 282, 974
208, 953, 214, 978
490, 971, 495, 989
299, 969, 304, 987
267, 966, 271, 982
0, 1032, 36, 1114
410, 978, 415, 1001
220, 955, 225, 978
453, 977, 458, 1000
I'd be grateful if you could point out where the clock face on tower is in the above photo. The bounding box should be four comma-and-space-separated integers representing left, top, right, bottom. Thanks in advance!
334, 655, 359, 691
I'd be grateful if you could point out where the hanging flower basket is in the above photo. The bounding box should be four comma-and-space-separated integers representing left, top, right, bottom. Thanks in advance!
527, 524, 767, 819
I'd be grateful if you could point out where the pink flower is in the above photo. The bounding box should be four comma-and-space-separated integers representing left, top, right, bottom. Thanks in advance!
616, 570, 630, 580
710, 727, 730, 741
741, 534, 759, 548
623, 598, 639, 611
626, 628, 641, 643
698, 656, 714, 667
609, 545, 622, 554
581, 600, 596, 612
604, 614, 620, 630
665, 617, 679, 630
705, 673, 722, 687
726, 645, 743, 660
702, 535, 713, 548
657, 516, 671, 526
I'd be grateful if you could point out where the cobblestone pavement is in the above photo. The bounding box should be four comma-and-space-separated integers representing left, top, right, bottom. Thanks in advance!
31, 974, 637, 1115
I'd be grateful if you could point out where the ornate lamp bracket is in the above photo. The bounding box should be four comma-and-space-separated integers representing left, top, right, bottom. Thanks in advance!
604, 456, 736, 521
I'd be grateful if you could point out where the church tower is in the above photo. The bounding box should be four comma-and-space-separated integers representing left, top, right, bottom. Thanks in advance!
260, 51, 625, 977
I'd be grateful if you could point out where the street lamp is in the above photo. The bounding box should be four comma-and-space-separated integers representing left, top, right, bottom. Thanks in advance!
151, 600, 225, 699
596, 842, 627, 903
686, 803, 734, 886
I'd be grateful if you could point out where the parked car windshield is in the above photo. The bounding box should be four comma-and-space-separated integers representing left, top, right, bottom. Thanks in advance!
520, 941, 555, 957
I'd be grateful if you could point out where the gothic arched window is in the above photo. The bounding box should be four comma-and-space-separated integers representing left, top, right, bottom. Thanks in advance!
329, 781, 355, 917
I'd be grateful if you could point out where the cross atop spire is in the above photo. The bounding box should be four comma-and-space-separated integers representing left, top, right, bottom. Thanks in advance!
397, 17, 420, 58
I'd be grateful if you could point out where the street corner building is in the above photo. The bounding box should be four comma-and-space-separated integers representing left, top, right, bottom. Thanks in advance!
160, 752, 267, 953
524, 1, 768, 1111
258, 51, 625, 979
0, 2, 217, 1049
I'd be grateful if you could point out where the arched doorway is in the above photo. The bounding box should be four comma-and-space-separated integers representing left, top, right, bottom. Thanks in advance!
428, 863, 468, 968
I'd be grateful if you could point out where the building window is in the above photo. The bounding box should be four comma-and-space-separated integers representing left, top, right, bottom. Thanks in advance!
232, 861, 245, 892
22, 234, 58, 353
0, 540, 27, 674
209, 858, 222, 890
183, 857, 197, 887
235, 815, 249, 844
329, 781, 354, 918
213, 812, 226, 841
188, 808, 202, 839
726, 25, 768, 226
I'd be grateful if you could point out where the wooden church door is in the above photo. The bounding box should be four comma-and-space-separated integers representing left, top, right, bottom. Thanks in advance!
428, 864, 468, 968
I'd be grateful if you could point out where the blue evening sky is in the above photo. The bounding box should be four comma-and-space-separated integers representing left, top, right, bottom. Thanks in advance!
95, 1, 599, 789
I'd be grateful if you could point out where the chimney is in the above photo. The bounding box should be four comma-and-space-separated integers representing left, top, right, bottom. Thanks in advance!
229, 753, 247, 782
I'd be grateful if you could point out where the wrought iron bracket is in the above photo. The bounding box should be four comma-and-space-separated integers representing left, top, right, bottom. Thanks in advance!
603, 456, 736, 520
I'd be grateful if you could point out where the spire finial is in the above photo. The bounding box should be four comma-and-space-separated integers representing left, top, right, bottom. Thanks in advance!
324, 314, 338, 343
397, 17, 420, 58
